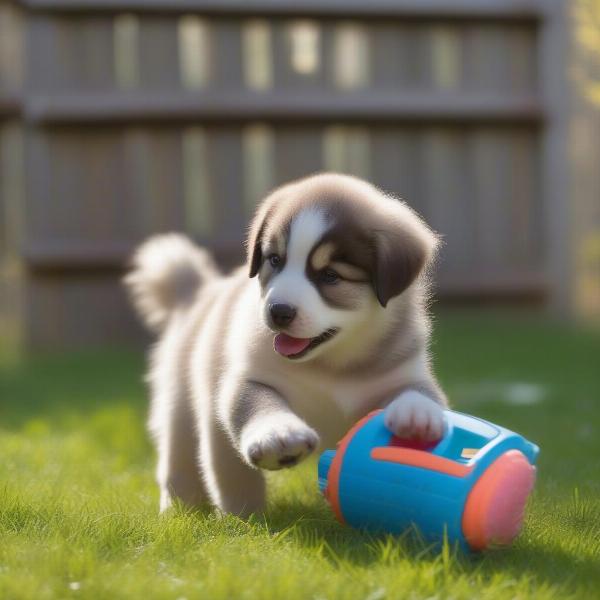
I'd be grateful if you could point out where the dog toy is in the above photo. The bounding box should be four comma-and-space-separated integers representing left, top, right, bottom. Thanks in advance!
318, 409, 539, 551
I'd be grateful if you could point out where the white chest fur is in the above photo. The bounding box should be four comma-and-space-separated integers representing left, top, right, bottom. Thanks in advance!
246, 353, 426, 447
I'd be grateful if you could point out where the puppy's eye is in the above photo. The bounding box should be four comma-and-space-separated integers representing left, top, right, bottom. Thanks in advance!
320, 268, 340, 284
268, 254, 281, 268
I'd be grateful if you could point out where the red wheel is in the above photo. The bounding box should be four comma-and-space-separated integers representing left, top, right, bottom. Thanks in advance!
462, 450, 536, 551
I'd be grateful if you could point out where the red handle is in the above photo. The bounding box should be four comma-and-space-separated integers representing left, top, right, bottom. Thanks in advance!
370, 447, 473, 478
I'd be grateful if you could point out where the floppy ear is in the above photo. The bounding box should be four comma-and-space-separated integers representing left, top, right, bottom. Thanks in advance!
371, 222, 439, 307
246, 195, 277, 277
246, 182, 297, 277
247, 220, 265, 278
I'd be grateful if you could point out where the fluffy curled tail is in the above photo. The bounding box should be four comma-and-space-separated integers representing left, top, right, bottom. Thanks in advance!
124, 233, 219, 332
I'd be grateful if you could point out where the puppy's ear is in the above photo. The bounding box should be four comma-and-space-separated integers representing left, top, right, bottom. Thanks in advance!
246, 197, 276, 278
247, 217, 265, 278
246, 182, 297, 277
371, 211, 439, 307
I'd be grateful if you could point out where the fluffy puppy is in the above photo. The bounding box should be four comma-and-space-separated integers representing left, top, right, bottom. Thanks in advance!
125, 173, 447, 516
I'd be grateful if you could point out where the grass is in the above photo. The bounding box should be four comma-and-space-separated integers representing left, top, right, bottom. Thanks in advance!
0, 310, 599, 600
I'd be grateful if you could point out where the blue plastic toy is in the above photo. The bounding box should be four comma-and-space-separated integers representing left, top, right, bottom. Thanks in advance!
318, 409, 539, 551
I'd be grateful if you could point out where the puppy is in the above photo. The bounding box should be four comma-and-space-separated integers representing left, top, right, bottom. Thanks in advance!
125, 173, 447, 516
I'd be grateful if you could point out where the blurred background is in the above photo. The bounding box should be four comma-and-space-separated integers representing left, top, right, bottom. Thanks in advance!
0, 0, 599, 352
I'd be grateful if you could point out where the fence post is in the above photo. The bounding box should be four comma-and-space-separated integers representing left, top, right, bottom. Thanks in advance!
0, 0, 25, 354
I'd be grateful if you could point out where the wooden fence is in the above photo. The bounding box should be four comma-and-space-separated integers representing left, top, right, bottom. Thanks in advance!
0, 0, 596, 350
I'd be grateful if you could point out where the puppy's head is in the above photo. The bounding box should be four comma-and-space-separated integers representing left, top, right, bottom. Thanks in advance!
247, 173, 439, 362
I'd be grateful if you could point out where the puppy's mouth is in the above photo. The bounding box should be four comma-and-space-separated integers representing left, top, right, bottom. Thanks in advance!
273, 328, 339, 359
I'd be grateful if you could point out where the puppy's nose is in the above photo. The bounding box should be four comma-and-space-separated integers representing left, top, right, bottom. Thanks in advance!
269, 303, 297, 327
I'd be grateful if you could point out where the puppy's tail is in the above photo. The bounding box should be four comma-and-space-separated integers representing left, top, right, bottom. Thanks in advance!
124, 233, 219, 333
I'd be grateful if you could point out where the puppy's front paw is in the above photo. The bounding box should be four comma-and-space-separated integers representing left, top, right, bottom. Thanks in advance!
241, 414, 319, 470
384, 390, 445, 441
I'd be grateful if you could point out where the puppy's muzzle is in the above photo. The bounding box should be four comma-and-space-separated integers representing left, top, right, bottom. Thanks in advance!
269, 303, 296, 328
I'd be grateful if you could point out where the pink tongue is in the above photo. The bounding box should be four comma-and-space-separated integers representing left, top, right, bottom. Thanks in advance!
274, 333, 311, 357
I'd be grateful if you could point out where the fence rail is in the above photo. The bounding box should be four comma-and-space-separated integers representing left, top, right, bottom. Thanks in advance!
26, 91, 544, 124
21, 0, 545, 20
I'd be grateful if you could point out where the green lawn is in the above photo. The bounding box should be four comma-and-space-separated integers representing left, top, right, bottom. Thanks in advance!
1, 311, 599, 600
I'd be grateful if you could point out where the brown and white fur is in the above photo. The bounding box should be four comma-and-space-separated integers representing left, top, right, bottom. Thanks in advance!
125, 173, 447, 516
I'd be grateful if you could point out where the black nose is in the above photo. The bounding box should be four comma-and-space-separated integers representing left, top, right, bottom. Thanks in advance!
269, 303, 297, 327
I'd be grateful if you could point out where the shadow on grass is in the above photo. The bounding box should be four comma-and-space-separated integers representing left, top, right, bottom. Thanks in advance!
262, 498, 598, 593
473, 543, 599, 593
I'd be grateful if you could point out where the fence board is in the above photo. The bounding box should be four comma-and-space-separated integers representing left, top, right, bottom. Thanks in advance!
274, 125, 322, 185
0, 2, 23, 91
370, 23, 422, 89
25, 91, 544, 124
139, 17, 180, 89
370, 128, 421, 211
182, 126, 212, 236
272, 20, 324, 91
507, 129, 540, 265
208, 127, 245, 237
421, 128, 476, 275
213, 18, 243, 88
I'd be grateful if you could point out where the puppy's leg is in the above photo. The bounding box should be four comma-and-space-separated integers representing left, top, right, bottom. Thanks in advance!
153, 393, 206, 512
198, 408, 267, 518
149, 327, 207, 512
227, 381, 320, 471
383, 380, 448, 442
200, 380, 319, 517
